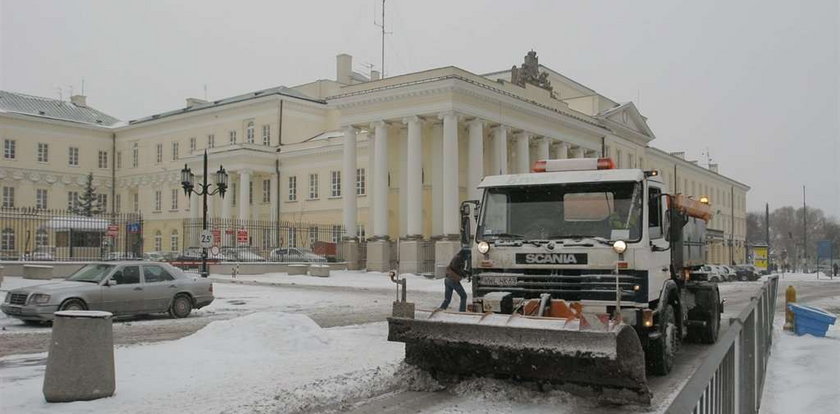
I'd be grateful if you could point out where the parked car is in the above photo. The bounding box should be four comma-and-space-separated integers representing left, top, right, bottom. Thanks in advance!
105, 251, 141, 261
220, 246, 266, 262
143, 251, 166, 262
735, 264, 760, 281
269, 248, 327, 263
20, 251, 56, 261
720, 265, 738, 281
1, 262, 214, 324
700, 265, 725, 283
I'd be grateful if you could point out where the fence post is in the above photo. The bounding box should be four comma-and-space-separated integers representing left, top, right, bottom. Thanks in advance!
739, 309, 757, 414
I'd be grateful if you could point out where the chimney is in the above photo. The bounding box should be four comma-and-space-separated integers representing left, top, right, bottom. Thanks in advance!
186, 98, 208, 107
709, 163, 719, 173
370, 70, 381, 81
336, 54, 352, 84
70, 95, 87, 107
670, 151, 685, 160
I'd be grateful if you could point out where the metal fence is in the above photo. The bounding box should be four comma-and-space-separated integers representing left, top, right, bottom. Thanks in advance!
182, 218, 345, 260
0, 207, 144, 261
666, 275, 779, 414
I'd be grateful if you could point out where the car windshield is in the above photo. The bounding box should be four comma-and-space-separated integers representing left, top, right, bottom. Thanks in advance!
68, 264, 115, 283
478, 181, 643, 242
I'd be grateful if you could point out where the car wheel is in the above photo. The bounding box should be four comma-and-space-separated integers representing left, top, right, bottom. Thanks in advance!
59, 298, 86, 311
739, 274, 748, 281
169, 294, 192, 319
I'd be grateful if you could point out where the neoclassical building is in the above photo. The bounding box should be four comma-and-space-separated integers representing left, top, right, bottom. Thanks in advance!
0, 51, 749, 271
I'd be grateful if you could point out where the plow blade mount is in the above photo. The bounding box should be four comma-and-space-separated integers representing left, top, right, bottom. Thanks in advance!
388, 310, 651, 405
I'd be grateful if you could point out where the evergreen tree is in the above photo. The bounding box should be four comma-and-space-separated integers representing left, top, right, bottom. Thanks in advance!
72, 172, 103, 216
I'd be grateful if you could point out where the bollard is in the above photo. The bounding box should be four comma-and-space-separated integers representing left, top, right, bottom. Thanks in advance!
783, 285, 796, 331
43, 310, 115, 402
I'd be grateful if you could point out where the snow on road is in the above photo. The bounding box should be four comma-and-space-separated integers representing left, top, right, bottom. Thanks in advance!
209, 269, 446, 293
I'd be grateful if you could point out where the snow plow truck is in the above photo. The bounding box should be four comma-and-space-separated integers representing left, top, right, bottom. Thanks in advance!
387, 158, 723, 405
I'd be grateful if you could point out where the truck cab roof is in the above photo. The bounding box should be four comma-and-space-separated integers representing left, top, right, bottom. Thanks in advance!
479, 168, 654, 188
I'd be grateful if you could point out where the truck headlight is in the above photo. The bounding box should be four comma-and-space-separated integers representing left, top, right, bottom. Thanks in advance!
28, 294, 51, 305
612, 240, 627, 254
477, 241, 490, 254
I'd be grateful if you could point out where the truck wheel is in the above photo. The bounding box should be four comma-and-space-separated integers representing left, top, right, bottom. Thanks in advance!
687, 288, 720, 344
647, 305, 678, 376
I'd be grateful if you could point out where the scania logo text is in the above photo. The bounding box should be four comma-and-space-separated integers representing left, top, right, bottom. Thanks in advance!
525, 253, 578, 264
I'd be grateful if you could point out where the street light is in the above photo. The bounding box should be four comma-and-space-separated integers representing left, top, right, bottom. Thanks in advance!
180, 150, 228, 278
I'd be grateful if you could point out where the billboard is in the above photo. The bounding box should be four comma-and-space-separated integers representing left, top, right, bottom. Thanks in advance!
752, 245, 768, 271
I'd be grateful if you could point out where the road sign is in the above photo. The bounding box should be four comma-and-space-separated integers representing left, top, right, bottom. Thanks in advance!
212, 228, 221, 244
200, 230, 213, 248
225, 228, 235, 235
210, 245, 220, 256
237, 228, 249, 244
106, 225, 119, 238
127, 222, 141, 234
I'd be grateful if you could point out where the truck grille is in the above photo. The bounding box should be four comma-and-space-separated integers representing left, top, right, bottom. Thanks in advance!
9, 293, 28, 305
475, 269, 648, 303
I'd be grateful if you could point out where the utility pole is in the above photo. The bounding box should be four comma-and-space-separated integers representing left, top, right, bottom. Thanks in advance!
803, 185, 807, 272
374, 0, 391, 78
765, 202, 770, 270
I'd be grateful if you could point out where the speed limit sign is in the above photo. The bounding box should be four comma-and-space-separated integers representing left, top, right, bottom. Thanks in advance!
200, 229, 213, 248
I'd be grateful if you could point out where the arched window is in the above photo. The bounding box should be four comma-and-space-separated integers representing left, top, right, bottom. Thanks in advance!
1, 228, 14, 251
35, 229, 48, 247
154, 231, 162, 251
246, 121, 255, 144
170, 230, 179, 252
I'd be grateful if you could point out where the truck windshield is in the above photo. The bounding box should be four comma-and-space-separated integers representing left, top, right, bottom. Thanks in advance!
478, 181, 643, 242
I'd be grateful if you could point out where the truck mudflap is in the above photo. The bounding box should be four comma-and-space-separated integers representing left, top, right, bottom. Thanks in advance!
387, 309, 651, 405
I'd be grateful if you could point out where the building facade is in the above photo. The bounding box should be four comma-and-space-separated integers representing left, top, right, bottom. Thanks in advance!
0, 51, 749, 270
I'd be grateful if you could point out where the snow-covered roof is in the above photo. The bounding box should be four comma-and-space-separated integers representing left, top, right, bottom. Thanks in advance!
479, 169, 645, 188
42, 216, 109, 232
0, 90, 120, 126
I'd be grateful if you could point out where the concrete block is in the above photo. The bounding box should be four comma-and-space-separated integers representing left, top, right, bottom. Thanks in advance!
309, 265, 330, 277
23, 265, 53, 280
367, 240, 391, 272
342, 242, 363, 271
326, 262, 347, 271
43, 310, 115, 402
288, 264, 309, 275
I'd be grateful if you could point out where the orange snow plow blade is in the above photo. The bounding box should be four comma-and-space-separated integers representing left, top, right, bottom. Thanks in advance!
387, 309, 651, 405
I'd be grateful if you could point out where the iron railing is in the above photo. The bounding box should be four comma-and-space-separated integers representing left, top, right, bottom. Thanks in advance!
666, 275, 779, 413
0, 207, 143, 261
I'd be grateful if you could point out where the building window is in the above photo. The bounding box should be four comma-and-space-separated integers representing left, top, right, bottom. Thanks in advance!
2, 187, 14, 208
208, 134, 215, 148
262, 125, 270, 146
154, 231, 162, 251
37, 143, 49, 163
3, 139, 15, 159
156, 144, 163, 163
330, 171, 341, 197
171, 189, 179, 210
246, 121, 255, 144
229, 130, 236, 145
98, 151, 108, 169
132, 192, 139, 212
172, 142, 179, 160
249, 181, 253, 205
170, 230, 179, 251
36, 189, 48, 209
97, 194, 107, 210
308, 174, 319, 200
35, 229, 48, 247
288, 176, 297, 201
332, 225, 342, 243
67, 191, 79, 210
132, 143, 139, 168
154, 191, 162, 211
287, 227, 297, 247
1, 228, 14, 251
68, 147, 79, 166
356, 168, 366, 195
189, 137, 196, 152
115, 194, 121, 213
308, 226, 319, 247
116, 151, 122, 169
262, 179, 270, 203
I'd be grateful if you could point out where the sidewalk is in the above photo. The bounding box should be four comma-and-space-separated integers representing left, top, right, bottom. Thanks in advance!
207, 269, 446, 294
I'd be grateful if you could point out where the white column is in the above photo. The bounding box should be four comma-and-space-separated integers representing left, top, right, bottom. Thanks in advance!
440, 111, 459, 236
430, 123, 443, 236
537, 137, 550, 161
367, 131, 376, 237
404, 116, 423, 237
238, 170, 251, 221
576, 147, 587, 158
342, 126, 358, 238
493, 125, 509, 175
515, 131, 531, 173
371, 120, 389, 238
222, 178, 233, 219
555, 142, 569, 159
467, 119, 484, 200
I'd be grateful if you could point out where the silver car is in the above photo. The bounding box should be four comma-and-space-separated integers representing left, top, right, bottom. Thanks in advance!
1, 262, 214, 323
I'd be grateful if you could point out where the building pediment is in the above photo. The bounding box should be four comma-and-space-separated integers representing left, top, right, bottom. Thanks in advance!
597, 102, 655, 143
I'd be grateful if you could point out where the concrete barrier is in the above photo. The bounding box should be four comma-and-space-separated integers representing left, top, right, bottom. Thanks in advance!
23, 265, 53, 280
1, 262, 87, 279
288, 264, 310, 275
43, 310, 115, 402
326, 262, 347, 271
310, 265, 330, 278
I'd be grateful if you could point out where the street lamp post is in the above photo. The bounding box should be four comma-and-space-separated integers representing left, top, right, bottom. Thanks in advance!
181, 150, 228, 278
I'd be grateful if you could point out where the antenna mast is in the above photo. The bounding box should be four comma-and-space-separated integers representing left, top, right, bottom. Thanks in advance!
374, 0, 391, 78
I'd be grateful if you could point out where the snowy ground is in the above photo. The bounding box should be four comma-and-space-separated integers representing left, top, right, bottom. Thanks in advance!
760, 274, 840, 413
208, 269, 446, 293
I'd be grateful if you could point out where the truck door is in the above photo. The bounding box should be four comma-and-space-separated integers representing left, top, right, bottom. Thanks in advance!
647, 185, 670, 301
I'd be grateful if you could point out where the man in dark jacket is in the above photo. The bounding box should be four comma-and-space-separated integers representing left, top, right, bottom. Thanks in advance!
440, 249, 470, 312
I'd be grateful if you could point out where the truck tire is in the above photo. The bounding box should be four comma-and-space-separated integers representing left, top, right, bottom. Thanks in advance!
687, 288, 720, 344
647, 305, 678, 376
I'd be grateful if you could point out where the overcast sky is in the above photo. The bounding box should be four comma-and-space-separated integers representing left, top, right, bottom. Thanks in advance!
1, 0, 838, 216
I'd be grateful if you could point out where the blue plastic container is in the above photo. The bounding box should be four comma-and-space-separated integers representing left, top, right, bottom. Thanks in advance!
789, 304, 837, 337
